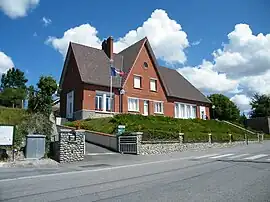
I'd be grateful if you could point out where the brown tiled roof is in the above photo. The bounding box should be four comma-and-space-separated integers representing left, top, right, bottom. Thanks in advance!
71, 42, 123, 88
66, 39, 210, 104
157, 66, 211, 103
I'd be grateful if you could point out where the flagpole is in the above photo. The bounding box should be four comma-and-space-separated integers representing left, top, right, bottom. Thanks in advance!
110, 59, 113, 113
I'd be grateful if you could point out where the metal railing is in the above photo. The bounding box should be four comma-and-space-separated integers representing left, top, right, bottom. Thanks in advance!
118, 136, 138, 154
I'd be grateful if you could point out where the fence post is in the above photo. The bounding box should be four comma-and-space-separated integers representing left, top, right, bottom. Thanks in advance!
208, 133, 212, 144
257, 133, 261, 143
229, 133, 232, 143
136, 132, 143, 155
179, 133, 184, 144
245, 133, 248, 145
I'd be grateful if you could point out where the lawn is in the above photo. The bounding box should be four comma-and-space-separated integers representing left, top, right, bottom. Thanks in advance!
65, 114, 268, 142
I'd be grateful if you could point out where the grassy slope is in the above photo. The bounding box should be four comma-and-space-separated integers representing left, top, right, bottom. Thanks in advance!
0, 107, 27, 125
66, 114, 268, 142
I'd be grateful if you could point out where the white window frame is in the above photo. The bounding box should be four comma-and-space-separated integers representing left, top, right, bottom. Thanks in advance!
154, 101, 164, 114
95, 91, 114, 112
128, 97, 139, 112
174, 102, 197, 119
133, 75, 141, 89
150, 79, 157, 91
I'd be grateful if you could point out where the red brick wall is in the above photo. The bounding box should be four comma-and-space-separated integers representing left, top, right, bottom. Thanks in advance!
60, 50, 83, 118
122, 44, 167, 115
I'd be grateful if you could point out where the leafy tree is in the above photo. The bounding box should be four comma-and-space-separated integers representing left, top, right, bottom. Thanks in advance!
0, 68, 28, 108
239, 112, 248, 126
208, 94, 240, 121
28, 76, 58, 117
250, 93, 270, 118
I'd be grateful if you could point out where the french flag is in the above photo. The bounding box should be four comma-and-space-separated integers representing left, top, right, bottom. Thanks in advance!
111, 67, 124, 77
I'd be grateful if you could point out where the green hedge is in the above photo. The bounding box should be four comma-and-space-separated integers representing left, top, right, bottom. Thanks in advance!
65, 114, 269, 142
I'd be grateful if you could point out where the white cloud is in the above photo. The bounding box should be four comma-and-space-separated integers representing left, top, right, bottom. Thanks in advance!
0, 0, 39, 19
0, 51, 14, 74
42, 17, 52, 27
33, 32, 37, 37
191, 39, 201, 46
178, 23, 270, 108
46, 24, 102, 56
46, 9, 189, 64
230, 94, 251, 112
178, 60, 239, 93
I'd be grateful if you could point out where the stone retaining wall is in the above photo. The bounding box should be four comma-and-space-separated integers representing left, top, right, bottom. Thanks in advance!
136, 133, 261, 155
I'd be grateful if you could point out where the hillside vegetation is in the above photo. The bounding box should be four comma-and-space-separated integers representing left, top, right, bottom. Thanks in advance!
65, 114, 267, 142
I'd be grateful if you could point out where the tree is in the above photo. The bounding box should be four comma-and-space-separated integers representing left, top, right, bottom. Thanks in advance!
239, 112, 248, 126
250, 93, 270, 118
28, 76, 58, 117
0, 68, 28, 108
1, 68, 28, 89
208, 94, 240, 121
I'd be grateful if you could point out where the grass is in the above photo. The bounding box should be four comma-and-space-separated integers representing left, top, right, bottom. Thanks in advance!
65, 114, 269, 142
0, 106, 28, 125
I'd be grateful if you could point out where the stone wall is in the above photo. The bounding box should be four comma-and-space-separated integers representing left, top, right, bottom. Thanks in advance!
74, 110, 115, 120
136, 133, 261, 155
50, 129, 85, 163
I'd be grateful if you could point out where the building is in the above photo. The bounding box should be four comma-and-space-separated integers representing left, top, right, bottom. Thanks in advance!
59, 37, 211, 120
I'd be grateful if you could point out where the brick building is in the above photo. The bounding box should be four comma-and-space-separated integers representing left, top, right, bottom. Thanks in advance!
59, 37, 211, 120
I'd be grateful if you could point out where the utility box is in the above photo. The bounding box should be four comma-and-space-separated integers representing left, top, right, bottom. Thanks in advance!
26, 134, 46, 159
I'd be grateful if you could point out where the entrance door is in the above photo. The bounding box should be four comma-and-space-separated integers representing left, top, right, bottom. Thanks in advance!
199, 106, 206, 120
143, 100, 149, 116
66, 91, 74, 119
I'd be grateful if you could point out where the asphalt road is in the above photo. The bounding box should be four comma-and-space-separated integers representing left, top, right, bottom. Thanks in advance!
1, 142, 270, 202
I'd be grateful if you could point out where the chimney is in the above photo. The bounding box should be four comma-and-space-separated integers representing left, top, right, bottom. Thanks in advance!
102, 36, 114, 60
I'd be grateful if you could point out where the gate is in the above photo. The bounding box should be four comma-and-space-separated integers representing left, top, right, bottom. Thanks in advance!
118, 135, 138, 154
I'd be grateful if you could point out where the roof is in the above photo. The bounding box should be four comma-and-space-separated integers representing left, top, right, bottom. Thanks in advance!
157, 66, 211, 103
71, 42, 123, 88
61, 38, 210, 104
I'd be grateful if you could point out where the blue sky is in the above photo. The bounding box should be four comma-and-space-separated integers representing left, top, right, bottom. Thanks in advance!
0, 0, 270, 111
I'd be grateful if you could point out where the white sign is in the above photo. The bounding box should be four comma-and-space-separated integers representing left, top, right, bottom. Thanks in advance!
0, 125, 14, 146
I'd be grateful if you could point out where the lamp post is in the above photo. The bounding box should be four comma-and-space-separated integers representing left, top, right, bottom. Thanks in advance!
212, 105, 216, 120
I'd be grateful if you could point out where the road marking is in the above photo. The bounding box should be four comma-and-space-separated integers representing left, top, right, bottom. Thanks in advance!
194, 154, 219, 159
266, 159, 270, 161
228, 154, 249, 159
0, 156, 195, 183
244, 154, 268, 160
86, 153, 117, 156
210, 154, 234, 159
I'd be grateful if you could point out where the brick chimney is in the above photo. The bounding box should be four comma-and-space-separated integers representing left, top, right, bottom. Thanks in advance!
102, 36, 114, 60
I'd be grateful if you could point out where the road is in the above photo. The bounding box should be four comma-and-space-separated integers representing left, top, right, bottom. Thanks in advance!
1, 142, 270, 202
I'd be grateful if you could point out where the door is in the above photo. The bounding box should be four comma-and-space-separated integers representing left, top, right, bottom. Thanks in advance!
143, 100, 149, 116
200, 106, 206, 120
66, 91, 74, 119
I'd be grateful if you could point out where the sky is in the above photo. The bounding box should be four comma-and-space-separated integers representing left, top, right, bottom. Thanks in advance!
0, 0, 270, 113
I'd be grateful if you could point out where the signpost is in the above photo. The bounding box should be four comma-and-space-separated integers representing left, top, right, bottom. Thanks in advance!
0, 125, 15, 161
117, 125, 125, 136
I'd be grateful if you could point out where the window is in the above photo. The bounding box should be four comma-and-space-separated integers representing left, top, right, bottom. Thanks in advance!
106, 97, 113, 111
191, 106, 197, 118
180, 104, 185, 117
150, 79, 157, 91
95, 91, 114, 112
154, 102, 164, 114
175, 103, 197, 119
134, 76, 141, 88
143, 62, 148, 68
128, 98, 139, 111
186, 105, 191, 118
95, 95, 102, 110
